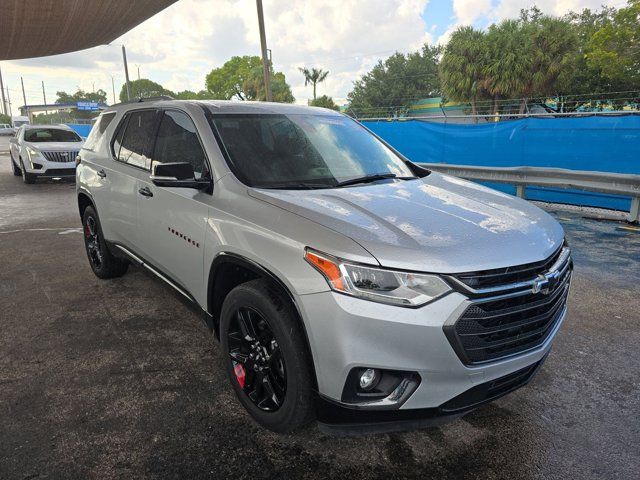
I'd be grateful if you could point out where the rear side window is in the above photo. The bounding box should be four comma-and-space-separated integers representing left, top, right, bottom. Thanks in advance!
84, 112, 116, 151
152, 110, 208, 177
116, 110, 157, 169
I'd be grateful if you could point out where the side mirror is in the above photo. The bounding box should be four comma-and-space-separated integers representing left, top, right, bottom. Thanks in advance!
150, 162, 211, 190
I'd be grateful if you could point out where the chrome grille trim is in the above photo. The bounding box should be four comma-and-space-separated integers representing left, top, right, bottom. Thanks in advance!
41, 150, 79, 163
446, 246, 571, 296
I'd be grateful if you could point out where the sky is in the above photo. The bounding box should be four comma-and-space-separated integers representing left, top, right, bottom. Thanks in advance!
0, 0, 629, 110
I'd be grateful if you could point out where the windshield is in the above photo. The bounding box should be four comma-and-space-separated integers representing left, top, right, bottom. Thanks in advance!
24, 128, 82, 143
208, 113, 415, 188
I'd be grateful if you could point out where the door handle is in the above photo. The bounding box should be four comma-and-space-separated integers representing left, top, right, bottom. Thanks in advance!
97, 169, 106, 178
138, 186, 153, 197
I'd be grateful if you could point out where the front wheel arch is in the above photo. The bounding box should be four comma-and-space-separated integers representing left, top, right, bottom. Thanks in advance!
207, 253, 318, 391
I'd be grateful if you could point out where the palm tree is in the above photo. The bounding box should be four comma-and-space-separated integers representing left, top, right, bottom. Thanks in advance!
439, 26, 489, 118
483, 19, 530, 114
298, 67, 329, 100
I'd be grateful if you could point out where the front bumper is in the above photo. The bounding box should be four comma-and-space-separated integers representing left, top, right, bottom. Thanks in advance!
297, 289, 566, 432
23, 156, 76, 178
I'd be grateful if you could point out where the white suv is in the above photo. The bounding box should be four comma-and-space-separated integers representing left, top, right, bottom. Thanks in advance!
76, 98, 571, 434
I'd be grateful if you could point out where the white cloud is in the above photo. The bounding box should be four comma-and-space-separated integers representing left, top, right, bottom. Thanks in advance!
2, 0, 432, 106
452, 0, 492, 25
492, 0, 628, 20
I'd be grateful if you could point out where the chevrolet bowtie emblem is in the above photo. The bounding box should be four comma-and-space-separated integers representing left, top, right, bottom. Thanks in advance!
531, 275, 550, 295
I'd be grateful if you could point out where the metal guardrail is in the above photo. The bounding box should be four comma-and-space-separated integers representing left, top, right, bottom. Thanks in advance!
418, 163, 640, 223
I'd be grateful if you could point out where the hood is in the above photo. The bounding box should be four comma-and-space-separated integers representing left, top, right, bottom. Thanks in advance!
25, 141, 83, 151
248, 173, 565, 273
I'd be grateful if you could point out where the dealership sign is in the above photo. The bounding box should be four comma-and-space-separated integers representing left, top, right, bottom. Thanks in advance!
77, 101, 100, 111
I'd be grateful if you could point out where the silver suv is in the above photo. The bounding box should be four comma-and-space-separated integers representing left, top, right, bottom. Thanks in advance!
76, 99, 572, 434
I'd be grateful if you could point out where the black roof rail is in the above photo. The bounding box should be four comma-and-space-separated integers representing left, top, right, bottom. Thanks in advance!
108, 95, 174, 108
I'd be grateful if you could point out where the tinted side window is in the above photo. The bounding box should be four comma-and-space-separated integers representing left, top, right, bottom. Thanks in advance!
118, 110, 157, 169
84, 112, 116, 151
153, 110, 207, 176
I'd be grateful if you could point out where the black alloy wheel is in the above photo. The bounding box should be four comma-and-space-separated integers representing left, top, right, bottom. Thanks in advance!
227, 306, 287, 411
84, 214, 103, 270
81, 205, 128, 279
220, 279, 315, 432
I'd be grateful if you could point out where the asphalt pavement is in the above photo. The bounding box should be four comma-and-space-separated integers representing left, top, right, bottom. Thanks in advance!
1, 135, 639, 479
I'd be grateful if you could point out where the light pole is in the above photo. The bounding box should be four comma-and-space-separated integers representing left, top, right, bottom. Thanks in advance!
0, 66, 6, 116
121, 45, 132, 101
111, 75, 117, 104
256, 0, 272, 102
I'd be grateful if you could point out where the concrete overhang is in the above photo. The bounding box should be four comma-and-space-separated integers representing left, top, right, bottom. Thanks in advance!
1, 0, 177, 60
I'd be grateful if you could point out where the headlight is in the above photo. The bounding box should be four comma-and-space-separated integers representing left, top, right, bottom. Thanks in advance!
26, 146, 41, 159
305, 249, 451, 307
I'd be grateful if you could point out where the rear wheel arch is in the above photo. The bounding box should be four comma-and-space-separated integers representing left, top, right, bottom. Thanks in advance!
207, 253, 318, 390
77, 191, 95, 219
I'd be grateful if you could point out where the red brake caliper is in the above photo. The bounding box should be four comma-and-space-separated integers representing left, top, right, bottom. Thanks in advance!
84, 223, 91, 237
233, 363, 246, 388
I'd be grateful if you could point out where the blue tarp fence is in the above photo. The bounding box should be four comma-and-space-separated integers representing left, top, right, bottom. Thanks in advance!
66, 123, 92, 137
363, 115, 640, 211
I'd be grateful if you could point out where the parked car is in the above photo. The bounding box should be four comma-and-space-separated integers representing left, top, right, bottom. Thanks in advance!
9, 124, 84, 183
76, 99, 572, 434
0, 123, 15, 136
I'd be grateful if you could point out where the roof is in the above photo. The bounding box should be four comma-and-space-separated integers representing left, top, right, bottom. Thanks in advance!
1, 0, 176, 60
105, 99, 343, 116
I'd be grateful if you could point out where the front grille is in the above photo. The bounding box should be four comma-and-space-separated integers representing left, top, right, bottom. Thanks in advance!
444, 248, 572, 365
452, 245, 565, 291
42, 150, 79, 163
43, 168, 75, 176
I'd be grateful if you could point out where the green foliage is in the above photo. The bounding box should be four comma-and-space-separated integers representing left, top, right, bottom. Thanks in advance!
309, 95, 339, 110
299, 67, 329, 100
586, 0, 640, 85
55, 89, 107, 105
205, 56, 294, 103
173, 90, 214, 100
119, 78, 171, 102
0, 113, 11, 124
439, 26, 489, 114
347, 45, 441, 117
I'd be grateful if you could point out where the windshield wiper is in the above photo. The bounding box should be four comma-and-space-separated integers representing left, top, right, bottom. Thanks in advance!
335, 173, 399, 187
255, 182, 333, 190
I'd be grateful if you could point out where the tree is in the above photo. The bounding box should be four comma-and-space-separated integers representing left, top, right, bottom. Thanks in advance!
518, 14, 578, 112
587, 0, 640, 87
119, 78, 171, 102
310, 95, 339, 110
439, 26, 489, 116
56, 88, 107, 105
0, 113, 10, 124
347, 44, 441, 118
205, 55, 295, 103
299, 67, 329, 100
483, 19, 530, 113
173, 90, 215, 100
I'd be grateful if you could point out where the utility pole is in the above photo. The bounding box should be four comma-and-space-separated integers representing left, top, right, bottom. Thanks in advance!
256, 0, 272, 102
0, 66, 6, 115
20, 77, 27, 108
135, 64, 140, 80
111, 76, 116, 104
122, 45, 131, 101
42, 81, 47, 104
21, 76, 28, 119
6, 87, 12, 116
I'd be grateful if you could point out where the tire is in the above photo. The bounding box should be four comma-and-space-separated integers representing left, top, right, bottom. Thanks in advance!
220, 279, 315, 433
82, 205, 129, 279
10, 153, 21, 176
19, 158, 36, 184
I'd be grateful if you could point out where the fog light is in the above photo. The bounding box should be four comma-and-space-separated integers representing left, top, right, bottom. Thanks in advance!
359, 368, 378, 391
